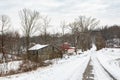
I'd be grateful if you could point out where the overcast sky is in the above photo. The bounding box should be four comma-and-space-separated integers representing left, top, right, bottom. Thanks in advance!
0, 0, 120, 34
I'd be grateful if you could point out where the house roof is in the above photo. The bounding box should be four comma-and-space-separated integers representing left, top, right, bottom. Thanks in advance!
28, 44, 48, 50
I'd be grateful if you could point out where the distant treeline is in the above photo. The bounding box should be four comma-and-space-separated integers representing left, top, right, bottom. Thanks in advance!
0, 25, 119, 54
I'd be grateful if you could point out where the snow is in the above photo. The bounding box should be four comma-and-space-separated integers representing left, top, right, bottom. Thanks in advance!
96, 51, 120, 79
0, 61, 22, 74
91, 54, 112, 80
67, 48, 75, 54
1, 45, 120, 80
90, 43, 97, 51
106, 38, 120, 47
0, 54, 17, 60
0, 54, 90, 80
28, 44, 48, 50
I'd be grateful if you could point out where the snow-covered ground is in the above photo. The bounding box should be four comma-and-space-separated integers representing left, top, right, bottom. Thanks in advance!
0, 61, 22, 74
96, 48, 120, 80
0, 53, 90, 80
0, 46, 120, 80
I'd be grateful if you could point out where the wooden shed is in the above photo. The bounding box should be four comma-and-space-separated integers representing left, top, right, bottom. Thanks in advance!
28, 44, 62, 62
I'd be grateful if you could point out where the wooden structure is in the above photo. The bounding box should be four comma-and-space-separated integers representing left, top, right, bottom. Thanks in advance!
28, 44, 62, 62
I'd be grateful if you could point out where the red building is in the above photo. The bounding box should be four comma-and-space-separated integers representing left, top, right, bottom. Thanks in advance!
60, 42, 75, 54
60, 42, 71, 51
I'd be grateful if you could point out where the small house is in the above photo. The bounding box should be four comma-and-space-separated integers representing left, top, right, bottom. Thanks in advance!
60, 42, 70, 51
28, 44, 62, 62
60, 42, 75, 54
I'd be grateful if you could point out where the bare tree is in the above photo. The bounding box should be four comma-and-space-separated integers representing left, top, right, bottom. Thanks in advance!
71, 16, 100, 51
60, 21, 66, 37
77, 16, 99, 51
42, 16, 51, 44
19, 9, 41, 59
76, 16, 100, 32
6, 31, 20, 55
0, 15, 11, 62
60, 21, 67, 57
68, 22, 79, 54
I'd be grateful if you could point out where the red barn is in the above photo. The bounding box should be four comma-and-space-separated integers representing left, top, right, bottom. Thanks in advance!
60, 42, 70, 51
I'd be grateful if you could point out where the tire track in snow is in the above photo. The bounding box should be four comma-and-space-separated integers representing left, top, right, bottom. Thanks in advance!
96, 53, 120, 80
97, 58, 117, 80
67, 55, 90, 80
82, 59, 94, 80
92, 55, 113, 80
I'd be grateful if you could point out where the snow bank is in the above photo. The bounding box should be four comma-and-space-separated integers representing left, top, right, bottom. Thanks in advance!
98, 48, 120, 56
96, 51, 120, 80
0, 54, 90, 80
0, 61, 22, 74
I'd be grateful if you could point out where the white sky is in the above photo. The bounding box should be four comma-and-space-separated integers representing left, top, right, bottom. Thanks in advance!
0, 0, 120, 34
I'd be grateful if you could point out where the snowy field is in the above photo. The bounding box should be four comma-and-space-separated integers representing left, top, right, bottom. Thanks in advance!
0, 47, 120, 80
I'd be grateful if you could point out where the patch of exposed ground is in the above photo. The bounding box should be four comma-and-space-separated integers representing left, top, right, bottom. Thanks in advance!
83, 60, 94, 80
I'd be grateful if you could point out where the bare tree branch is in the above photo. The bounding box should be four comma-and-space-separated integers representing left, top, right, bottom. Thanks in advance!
19, 9, 41, 59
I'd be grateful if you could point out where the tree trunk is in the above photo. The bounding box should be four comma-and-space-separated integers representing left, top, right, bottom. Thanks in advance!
26, 36, 30, 59
1, 30, 7, 63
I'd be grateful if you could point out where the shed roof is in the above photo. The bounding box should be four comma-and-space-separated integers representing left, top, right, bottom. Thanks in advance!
28, 44, 48, 50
